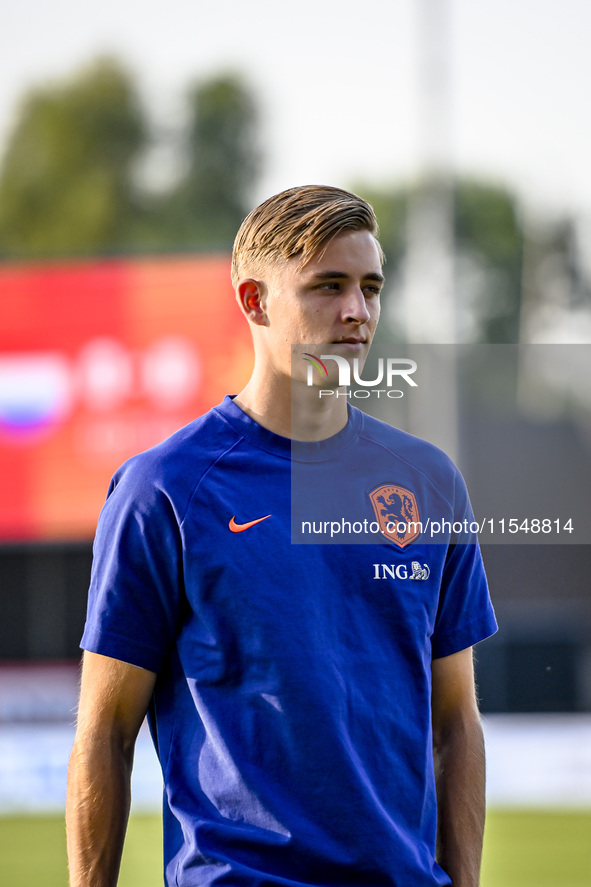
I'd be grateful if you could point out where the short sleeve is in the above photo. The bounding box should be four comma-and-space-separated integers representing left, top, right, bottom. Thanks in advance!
81, 458, 184, 673
431, 469, 497, 659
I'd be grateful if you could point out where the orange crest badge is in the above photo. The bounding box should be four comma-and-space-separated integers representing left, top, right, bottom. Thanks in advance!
369, 484, 421, 548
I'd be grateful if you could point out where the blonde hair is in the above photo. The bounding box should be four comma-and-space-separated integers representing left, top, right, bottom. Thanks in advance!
231, 185, 382, 287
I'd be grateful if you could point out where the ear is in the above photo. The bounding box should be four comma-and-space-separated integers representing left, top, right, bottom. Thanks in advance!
236, 278, 269, 326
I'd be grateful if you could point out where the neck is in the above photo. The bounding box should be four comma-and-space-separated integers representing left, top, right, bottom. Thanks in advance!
234, 365, 349, 441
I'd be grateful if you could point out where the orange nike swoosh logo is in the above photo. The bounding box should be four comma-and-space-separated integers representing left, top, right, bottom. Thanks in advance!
229, 514, 272, 533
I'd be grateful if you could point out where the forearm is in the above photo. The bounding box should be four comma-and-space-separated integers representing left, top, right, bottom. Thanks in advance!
433, 712, 486, 887
66, 731, 134, 887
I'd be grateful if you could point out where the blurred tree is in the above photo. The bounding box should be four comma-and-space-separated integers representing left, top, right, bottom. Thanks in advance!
454, 180, 524, 343
519, 213, 591, 346
163, 73, 261, 249
0, 57, 146, 258
0, 63, 262, 258
357, 179, 524, 344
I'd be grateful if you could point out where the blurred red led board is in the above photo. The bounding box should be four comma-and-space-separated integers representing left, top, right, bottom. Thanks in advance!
0, 256, 253, 541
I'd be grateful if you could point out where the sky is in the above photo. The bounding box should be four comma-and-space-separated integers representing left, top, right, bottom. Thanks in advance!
1, 0, 591, 220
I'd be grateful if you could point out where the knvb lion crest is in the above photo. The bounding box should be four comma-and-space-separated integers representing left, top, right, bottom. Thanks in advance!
369, 484, 421, 548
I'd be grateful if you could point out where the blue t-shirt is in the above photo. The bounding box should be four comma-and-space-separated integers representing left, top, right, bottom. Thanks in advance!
82, 395, 497, 887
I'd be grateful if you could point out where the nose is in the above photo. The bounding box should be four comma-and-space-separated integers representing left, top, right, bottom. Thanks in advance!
342, 287, 371, 324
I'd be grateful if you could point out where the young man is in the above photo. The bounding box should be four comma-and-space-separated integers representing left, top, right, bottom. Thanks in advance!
67, 185, 497, 887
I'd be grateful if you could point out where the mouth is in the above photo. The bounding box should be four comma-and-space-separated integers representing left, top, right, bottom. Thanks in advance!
331, 338, 367, 347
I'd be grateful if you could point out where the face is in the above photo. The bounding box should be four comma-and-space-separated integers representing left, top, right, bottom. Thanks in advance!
252, 229, 384, 385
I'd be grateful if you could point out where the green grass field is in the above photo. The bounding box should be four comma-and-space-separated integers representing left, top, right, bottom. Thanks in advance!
0, 809, 589, 886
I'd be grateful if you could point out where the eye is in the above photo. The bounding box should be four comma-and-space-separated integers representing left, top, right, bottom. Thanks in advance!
317, 281, 341, 292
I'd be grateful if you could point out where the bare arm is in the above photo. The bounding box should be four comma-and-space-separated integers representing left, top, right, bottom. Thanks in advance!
431, 647, 486, 887
66, 651, 157, 887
